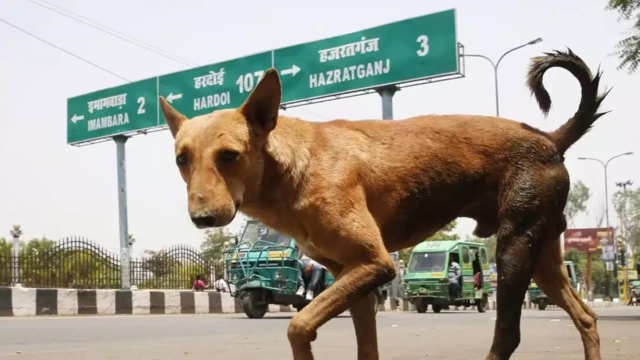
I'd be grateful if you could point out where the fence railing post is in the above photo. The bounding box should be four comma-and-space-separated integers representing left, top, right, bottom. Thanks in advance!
9, 224, 23, 287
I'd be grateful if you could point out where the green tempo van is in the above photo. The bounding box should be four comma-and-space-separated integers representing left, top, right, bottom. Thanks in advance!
404, 240, 493, 313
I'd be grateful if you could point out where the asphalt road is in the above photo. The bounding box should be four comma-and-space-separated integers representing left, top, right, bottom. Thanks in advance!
0, 307, 638, 360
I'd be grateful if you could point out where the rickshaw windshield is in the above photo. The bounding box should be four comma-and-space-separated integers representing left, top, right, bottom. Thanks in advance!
240, 222, 291, 247
408, 252, 447, 272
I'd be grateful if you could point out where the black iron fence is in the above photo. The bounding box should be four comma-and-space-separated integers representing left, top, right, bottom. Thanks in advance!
0, 237, 224, 289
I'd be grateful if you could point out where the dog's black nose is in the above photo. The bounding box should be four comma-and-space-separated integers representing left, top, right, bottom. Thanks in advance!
191, 215, 216, 228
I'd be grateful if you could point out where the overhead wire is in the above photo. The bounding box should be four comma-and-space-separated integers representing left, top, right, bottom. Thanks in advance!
26, 0, 330, 120
0, 18, 131, 82
6, 3, 330, 120
26, 0, 198, 67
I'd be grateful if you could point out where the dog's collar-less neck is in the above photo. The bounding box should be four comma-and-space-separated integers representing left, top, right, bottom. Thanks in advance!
240, 119, 312, 222
263, 116, 313, 185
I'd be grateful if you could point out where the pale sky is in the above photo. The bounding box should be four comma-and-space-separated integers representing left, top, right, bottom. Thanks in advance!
1, 0, 638, 256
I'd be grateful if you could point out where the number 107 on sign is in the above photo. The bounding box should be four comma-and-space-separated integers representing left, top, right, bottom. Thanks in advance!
236, 70, 266, 94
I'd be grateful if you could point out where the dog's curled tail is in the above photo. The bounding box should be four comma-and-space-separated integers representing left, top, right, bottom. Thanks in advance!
526, 48, 611, 155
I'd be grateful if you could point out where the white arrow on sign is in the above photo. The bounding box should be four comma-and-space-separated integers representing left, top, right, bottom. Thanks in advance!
166, 93, 183, 103
70, 114, 85, 124
281, 65, 301, 77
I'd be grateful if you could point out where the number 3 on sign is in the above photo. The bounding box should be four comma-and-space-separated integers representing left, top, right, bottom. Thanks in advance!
416, 35, 429, 57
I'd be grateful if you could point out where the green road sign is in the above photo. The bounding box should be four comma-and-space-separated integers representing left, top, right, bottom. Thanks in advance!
158, 51, 273, 121
67, 9, 460, 145
274, 9, 458, 104
67, 78, 159, 145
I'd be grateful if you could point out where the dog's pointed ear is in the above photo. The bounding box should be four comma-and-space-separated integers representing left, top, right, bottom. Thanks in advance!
239, 68, 281, 136
159, 96, 187, 138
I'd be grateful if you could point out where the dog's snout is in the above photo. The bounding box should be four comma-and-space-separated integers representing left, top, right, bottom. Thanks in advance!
190, 215, 216, 229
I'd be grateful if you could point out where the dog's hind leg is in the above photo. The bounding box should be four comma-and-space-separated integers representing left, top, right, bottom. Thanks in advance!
533, 237, 600, 359
484, 225, 538, 360
484, 166, 568, 360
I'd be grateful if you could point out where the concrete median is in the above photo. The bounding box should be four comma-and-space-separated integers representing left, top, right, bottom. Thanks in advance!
0, 287, 621, 317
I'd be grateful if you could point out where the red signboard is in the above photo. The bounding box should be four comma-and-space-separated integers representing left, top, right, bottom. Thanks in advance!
563, 228, 615, 254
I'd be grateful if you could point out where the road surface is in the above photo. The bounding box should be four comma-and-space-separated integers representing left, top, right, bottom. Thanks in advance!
0, 306, 638, 359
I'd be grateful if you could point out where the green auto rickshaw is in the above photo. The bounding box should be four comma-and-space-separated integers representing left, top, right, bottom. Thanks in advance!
404, 240, 493, 313
225, 220, 336, 318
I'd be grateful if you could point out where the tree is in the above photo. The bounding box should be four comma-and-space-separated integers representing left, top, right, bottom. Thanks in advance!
140, 249, 180, 279
606, 0, 640, 73
564, 249, 606, 295
398, 221, 460, 263
0, 238, 11, 286
201, 227, 235, 262
473, 235, 497, 263
612, 185, 640, 254
565, 180, 591, 228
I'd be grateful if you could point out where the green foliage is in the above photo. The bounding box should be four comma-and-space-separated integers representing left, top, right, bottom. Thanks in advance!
398, 221, 460, 263
0, 238, 12, 285
200, 227, 235, 278
468, 235, 497, 263
1, 237, 216, 290
564, 249, 606, 295
1, 237, 122, 288
137, 261, 209, 289
565, 180, 591, 228
201, 227, 233, 262
607, 0, 640, 73
612, 185, 640, 254
141, 249, 178, 278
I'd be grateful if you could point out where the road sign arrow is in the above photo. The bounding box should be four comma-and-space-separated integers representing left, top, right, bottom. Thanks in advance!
281, 65, 301, 77
166, 93, 183, 103
70, 114, 85, 124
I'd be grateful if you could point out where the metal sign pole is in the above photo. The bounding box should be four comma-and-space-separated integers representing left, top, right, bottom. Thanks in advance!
377, 86, 398, 120
378, 86, 399, 309
114, 135, 132, 290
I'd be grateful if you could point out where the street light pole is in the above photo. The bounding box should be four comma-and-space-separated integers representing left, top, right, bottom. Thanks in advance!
465, 37, 543, 117
579, 151, 634, 297
616, 180, 633, 301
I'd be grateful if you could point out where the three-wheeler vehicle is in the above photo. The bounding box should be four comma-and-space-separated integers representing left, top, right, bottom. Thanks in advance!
403, 240, 493, 313
225, 220, 386, 318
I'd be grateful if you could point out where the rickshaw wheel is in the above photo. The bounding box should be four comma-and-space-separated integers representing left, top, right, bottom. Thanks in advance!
242, 291, 268, 319
431, 304, 442, 313
476, 293, 488, 313
415, 299, 429, 313
538, 299, 547, 311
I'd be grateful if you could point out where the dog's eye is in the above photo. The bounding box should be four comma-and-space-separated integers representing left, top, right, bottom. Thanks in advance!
176, 154, 188, 166
218, 150, 240, 163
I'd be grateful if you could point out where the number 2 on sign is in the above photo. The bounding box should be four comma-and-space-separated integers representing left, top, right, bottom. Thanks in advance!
416, 35, 429, 57
236, 70, 266, 94
137, 97, 146, 115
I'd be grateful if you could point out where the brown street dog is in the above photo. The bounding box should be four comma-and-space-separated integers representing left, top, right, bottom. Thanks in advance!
159, 49, 608, 360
